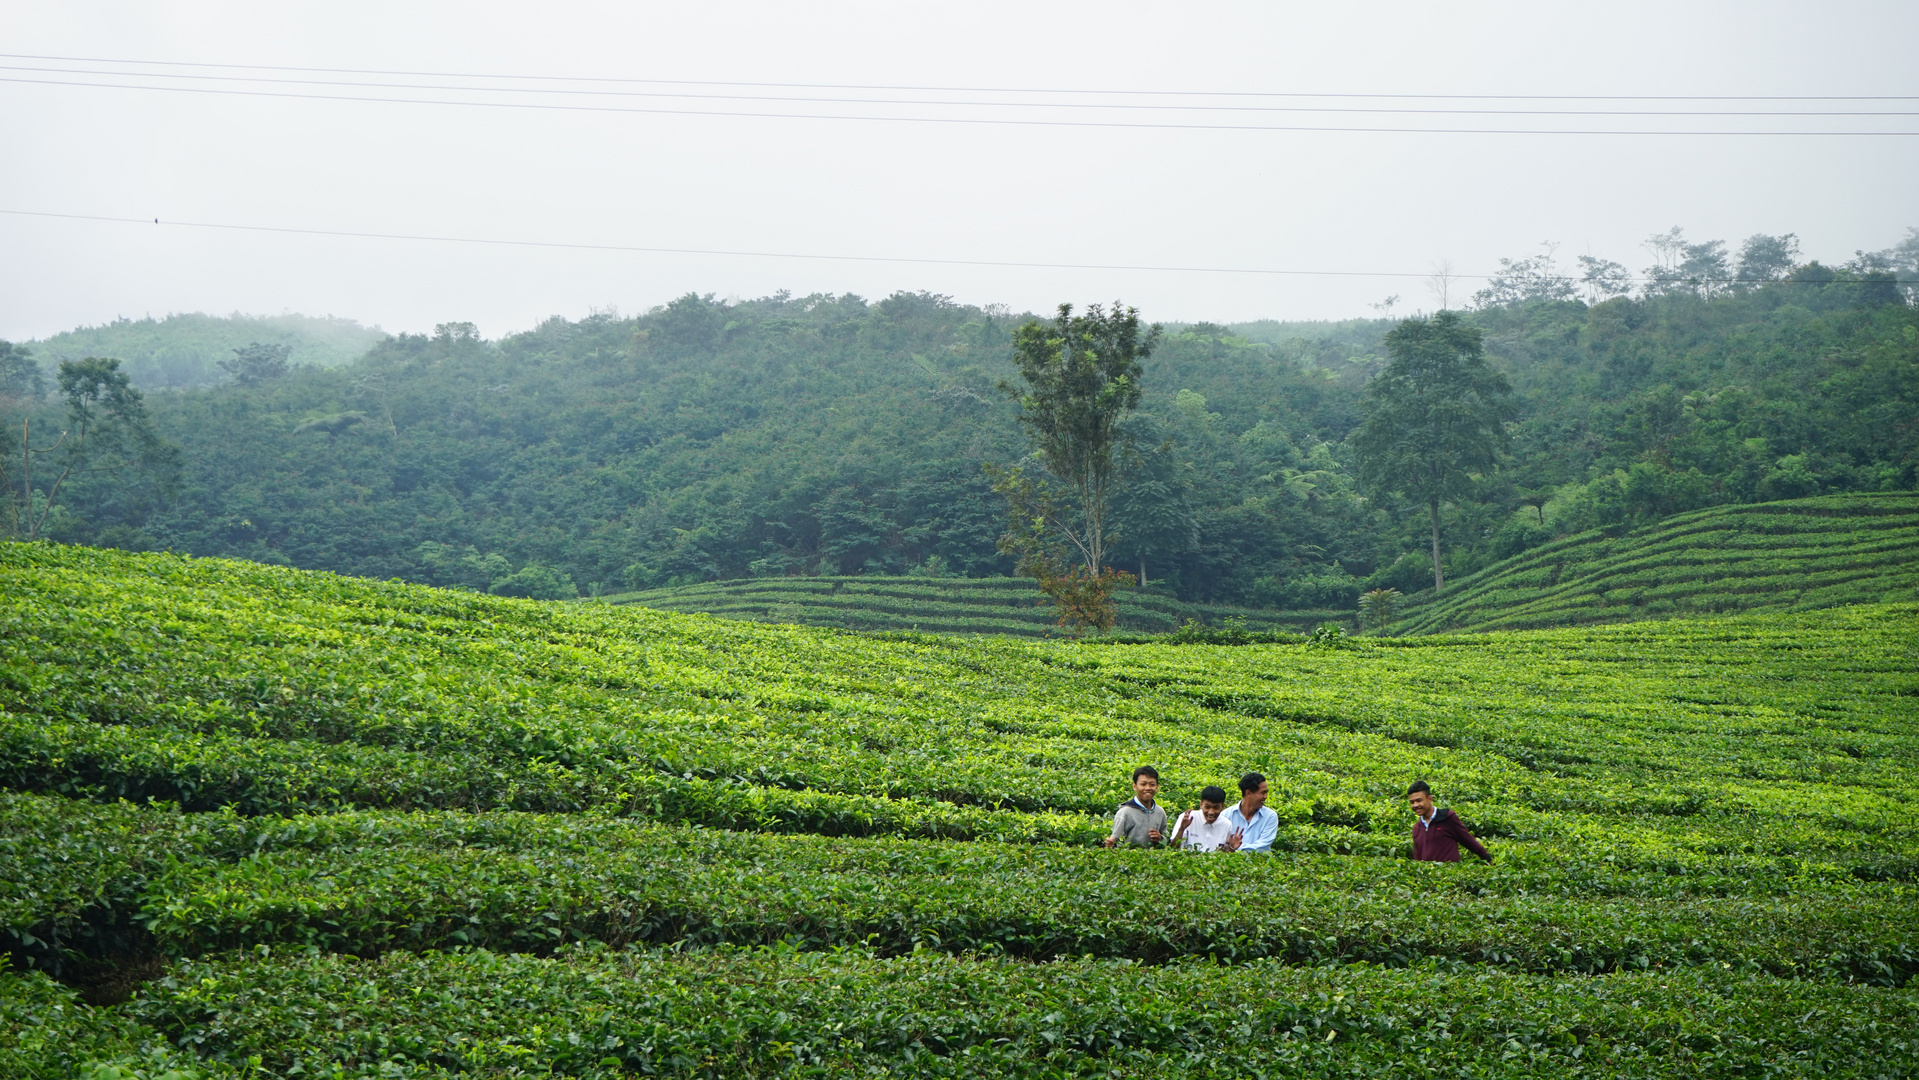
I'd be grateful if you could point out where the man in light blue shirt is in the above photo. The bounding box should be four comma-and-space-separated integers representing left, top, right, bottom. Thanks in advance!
1219, 772, 1278, 853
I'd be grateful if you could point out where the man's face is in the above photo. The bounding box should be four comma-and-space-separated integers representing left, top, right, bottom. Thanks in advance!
1408, 790, 1434, 817
1241, 781, 1268, 812
1133, 775, 1159, 804
1200, 799, 1224, 823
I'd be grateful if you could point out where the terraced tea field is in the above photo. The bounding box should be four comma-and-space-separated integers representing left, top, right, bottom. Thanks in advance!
1387, 492, 1919, 635
605, 574, 1339, 636
611, 495, 1919, 643
4, 541, 1916, 1077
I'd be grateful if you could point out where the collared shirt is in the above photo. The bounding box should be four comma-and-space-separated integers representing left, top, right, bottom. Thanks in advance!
1170, 808, 1238, 852
1223, 802, 1279, 853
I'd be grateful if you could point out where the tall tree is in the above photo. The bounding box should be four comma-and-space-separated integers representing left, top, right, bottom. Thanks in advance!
1108, 433, 1195, 588
1472, 242, 1576, 307
991, 302, 1159, 577
1679, 239, 1733, 298
1352, 312, 1515, 592
0, 341, 44, 404
987, 302, 1158, 633
1576, 255, 1633, 303
14, 358, 179, 540
1735, 233, 1800, 286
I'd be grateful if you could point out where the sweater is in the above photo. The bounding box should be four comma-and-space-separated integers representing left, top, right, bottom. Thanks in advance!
1110, 798, 1168, 847
1412, 808, 1492, 863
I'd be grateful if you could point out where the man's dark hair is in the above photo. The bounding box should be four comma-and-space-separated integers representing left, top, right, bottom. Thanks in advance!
1239, 772, 1266, 795
1133, 765, 1159, 782
1200, 785, 1228, 804
1407, 780, 1432, 797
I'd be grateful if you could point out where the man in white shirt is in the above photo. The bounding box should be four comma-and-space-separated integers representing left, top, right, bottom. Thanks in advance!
1169, 786, 1236, 851
1218, 772, 1279, 853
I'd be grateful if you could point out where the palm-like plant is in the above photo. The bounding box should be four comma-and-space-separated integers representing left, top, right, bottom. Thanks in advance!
1359, 587, 1404, 632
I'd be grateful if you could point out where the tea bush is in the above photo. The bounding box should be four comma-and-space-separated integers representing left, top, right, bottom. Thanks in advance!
58, 948, 1919, 1078
606, 574, 1341, 637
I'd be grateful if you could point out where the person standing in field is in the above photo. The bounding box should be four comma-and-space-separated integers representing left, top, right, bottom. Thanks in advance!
1169, 785, 1236, 851
1407, 780, 1493, 863
1217, 772, 1278, 853
1104, 765, 1168, 848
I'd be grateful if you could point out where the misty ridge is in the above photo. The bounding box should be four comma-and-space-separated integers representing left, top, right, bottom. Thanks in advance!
13, 226, 1917, 394
24, 311, 388, 390
1, 224, 1915, 614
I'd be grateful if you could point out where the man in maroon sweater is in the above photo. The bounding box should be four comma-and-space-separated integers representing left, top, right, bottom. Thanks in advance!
1407, 780, 1492, 863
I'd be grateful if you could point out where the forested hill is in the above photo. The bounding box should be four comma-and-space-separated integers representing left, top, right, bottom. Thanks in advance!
6, 269, 1917, 609
27, 312, 386, 390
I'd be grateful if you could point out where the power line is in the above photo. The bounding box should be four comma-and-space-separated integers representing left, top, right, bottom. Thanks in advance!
3, 62, 1914, 117
5, 74, 1913, 135
0, 208, 1844, 285
0, 208, 1458, 279
4, 52, 1915, 102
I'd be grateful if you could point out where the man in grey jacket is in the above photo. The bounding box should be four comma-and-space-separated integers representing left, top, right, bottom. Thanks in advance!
1104, 765, 1168, 848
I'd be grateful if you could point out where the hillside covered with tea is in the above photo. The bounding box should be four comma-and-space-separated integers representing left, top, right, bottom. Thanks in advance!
4, 542, 1916, 1077
1382, 492, 1919, 634
607, 493, 1919, 637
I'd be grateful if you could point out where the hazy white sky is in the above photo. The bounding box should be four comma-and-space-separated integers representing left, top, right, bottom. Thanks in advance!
3, 1, 1916, 341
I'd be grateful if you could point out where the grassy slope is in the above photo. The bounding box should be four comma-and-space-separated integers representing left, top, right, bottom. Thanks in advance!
3, 542, 1917, 1077
1384, 492, 1919, 635
605, 574, 1344, 636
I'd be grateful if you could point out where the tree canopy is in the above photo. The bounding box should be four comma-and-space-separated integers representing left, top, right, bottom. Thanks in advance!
23, 313, 384, 390
1352, 313, 1516, 591
219, 342, 293, 386
8, 358, 178, 540
994, 302, 1158, 575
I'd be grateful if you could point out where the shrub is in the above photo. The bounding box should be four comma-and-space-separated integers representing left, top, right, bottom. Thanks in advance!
1306, 621, 1349, 648
489, 562, 577, 600
1365, 551, 1433, 595
1248, 564, 1363, 609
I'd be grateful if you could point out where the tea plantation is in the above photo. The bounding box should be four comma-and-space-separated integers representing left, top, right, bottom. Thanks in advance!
608, 494, 1919, 642
3, 541, 1916, 1077
605, 575, 1339, 637
1386, 492, 1919, 635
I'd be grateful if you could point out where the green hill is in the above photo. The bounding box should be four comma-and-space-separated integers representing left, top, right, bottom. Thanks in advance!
9, 261, 1914, 615
606, 574, 1343, 636
3, 542, 1917, 1076
25, 311, 386, 390
1385, 492, 1919, 634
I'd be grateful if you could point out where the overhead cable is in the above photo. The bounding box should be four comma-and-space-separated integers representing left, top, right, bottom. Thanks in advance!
2, 52, 1914, 102
0, 208, 1849, 285
5, 74, 1912, 135
1, 63, 1913, 117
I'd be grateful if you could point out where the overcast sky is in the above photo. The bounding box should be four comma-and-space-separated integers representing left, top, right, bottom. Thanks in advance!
3, 1, 1916, 342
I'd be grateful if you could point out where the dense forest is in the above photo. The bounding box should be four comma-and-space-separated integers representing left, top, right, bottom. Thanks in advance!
2, 228, 1916, 607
